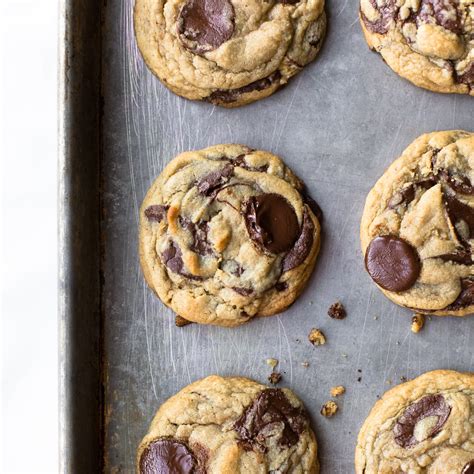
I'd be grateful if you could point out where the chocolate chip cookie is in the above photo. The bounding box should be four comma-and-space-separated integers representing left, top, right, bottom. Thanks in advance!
361, 131, 474, 317
355, 370, 474, 473
139, 145, 322, 327
134, 0, 326, 107
137, 375, 319, 473
359, 0, 473, 95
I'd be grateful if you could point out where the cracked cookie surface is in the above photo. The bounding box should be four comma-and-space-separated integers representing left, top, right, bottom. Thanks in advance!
355, 370, 474, 474
360, 0, 474, 95
361, 131, 474, 316
137, 375, 319, 473
139, 144, 322, 327
134, 0, 326, 107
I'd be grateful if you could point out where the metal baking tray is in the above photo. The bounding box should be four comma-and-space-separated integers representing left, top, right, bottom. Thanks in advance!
59, 0, 474, 471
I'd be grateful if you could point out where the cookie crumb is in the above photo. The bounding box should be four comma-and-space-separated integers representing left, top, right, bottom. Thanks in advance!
301, 361, 309, 368
268, 372, 282, 385
320, 401, 338, 417
400, 376, 407, 382
175, 315, 192, 327
308, 328, 326, 346
411, 313, 425, 333
341, 353, 348, 358
328, 301, 346, 320
266, 358, 278, 369
373, 316, 378, 320
330, 385, 345, 397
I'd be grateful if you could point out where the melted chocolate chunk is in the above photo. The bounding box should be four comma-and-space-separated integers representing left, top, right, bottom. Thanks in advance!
444, 193, 474, 240
365, 236, 421, 292
234, 389, 306, 452
197, 163, 234, 196
179, 217, 213, 256
245, 193, 300, 255
232, 286, 253, 296
462, 460, 474, 474
282, 209, 315, 271
418, 0, 461, 34
145, 205, 169, 222
457, 63, 474, 87
393, 394, 451, 448
162, 242, 203, 280
446, 278, 474, 310
178, 0, 234, 54
139, 438, 196, 474
437, 249, 473, 265
388, 178, 437, 209
206, 71, 282, 104
438, 168, 474, 195
360, 0, 398, 34
162, 242, 185, 274
231, 155, 268, 172
275, 281, 289, 292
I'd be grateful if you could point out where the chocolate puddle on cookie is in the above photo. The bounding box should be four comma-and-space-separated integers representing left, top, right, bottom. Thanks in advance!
234, 388, 307, 453
393, 394, 451, 448
244, 193, 300, 254
178, 0, 235, 54
140, 438, 197, 474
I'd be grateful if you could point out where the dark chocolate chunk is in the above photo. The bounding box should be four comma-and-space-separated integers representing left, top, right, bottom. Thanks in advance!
457, 63, 474, 87
231, 154, 268, 172
436, 249, 473, 265
365, 236, 421, 292
360, 0, 398, 34
393, 394, 451, 448
438, 168, 474, 195
388, 177, 437, 209
178, 0, 234, 54
245, 193, 300, 255
282, 209, 315, 271
162, 242, 185, 274
145, 205, 169, 223
197, 163, 234, 196
231, 286, 253, 296
234, 388, 306, 452
162, 241, 203, 280
206, 71, 282, 104
179, 217, 213, 256
418, 0, 461, 34
462, 460, 474, 474
139, 438, 196, 474
275, 281, 289, 292
444, 193, 474, 240
446, 278, 474, 310
328, 301, 346, 320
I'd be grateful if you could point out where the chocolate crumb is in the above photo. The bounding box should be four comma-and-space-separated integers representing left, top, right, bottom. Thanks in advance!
320, 401, 338, 417
411, 313, 425, 333
330, 386, 345, 397
268, 372, 282, 385
328, 301, 346, 320
357, 377, 362, 383
175, 315, 193, 327
400, 376, 407, 382
308, 328, 326, 346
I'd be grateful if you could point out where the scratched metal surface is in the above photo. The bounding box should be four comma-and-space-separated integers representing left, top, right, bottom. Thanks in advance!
101, 1, 474, 472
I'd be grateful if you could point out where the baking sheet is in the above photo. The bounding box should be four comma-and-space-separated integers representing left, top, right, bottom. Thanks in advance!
65, 0, 474, 471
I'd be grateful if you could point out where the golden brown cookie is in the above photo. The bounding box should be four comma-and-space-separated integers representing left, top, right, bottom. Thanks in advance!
360, 0, 473, 95
137, 375, 319, 473
361, 131, 474, 316
355, 370, 474, 474
139, 145, 322, 327
134, 0, 326, 107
